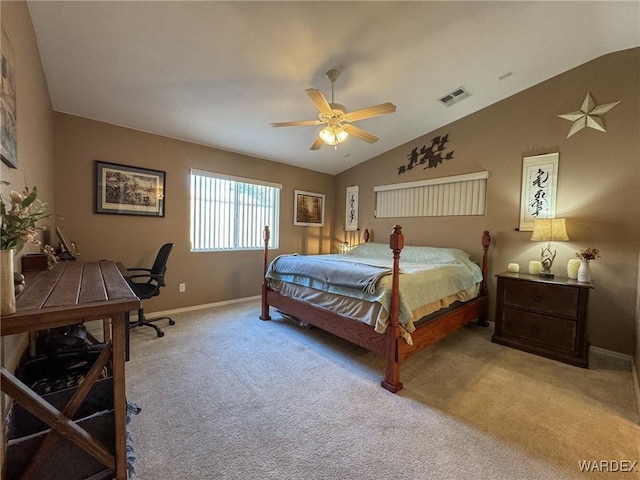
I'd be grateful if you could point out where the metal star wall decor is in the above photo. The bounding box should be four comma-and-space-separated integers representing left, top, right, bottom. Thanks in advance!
558, 92, 621, 138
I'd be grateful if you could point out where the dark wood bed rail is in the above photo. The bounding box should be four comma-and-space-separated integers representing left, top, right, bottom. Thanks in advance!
260, 225, 491, 393
260, 225, 271, 321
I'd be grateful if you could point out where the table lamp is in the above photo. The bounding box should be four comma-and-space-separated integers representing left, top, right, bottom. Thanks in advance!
530, 218, 569, 277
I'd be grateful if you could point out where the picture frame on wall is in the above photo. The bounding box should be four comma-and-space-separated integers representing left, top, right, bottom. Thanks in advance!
519, 152, 559, 231
345, 185, 359, 231
95, 160, 165, 217
294, 190, 325, 227
1, 28, 18, 169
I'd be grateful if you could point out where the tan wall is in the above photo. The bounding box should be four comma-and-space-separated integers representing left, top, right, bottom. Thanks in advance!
335, 48, 640, 357
0, 1, 57, 462
53, 113, 335, 314
1, 0, 56, 375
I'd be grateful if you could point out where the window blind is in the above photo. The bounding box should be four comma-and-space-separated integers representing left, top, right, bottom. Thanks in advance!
374, 171, 488, 218
190, 169, 280, 251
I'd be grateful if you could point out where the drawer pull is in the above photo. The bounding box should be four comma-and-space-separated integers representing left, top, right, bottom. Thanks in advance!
532, 295, 543, 303
531, 325, 541, 335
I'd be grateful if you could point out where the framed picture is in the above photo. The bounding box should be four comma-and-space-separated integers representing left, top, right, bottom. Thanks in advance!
345, 185, 359, 231
294, 190, 325, 226
519, 153, 558, 231
1, 28, 17, 169
95, 160, 165, 216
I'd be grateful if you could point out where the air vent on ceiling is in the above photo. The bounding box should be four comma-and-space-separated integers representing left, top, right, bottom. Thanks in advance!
438, 86, 471, 107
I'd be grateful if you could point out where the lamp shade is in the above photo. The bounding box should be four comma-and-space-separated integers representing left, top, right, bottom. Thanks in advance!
530, 218, 569, 242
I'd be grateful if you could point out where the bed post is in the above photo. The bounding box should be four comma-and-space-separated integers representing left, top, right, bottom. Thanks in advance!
381, 225, 404, 393
260, 225, 271, 321
476, 230, 491, 327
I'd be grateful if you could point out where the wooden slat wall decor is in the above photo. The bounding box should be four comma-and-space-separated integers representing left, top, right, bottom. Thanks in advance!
374, 171, 488, 218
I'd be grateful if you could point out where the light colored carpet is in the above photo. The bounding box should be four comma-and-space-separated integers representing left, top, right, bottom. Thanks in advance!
125, 300, 639, 479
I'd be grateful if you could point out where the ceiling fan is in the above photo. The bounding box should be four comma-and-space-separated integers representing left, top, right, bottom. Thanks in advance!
270, 69, 396, 150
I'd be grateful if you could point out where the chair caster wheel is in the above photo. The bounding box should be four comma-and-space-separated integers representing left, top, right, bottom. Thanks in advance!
169, 319, 176, 325
157, 331, 165, 337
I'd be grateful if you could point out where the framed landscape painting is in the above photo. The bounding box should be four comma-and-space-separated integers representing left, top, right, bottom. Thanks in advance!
294, 190, 325, 227
95, 161, 165, 216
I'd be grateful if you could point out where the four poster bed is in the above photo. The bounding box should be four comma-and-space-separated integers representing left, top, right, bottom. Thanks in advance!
260, 225, 491, 393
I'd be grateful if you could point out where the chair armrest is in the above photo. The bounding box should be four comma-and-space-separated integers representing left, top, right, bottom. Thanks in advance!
126, 273, 165, 283
126, 267, 153, 273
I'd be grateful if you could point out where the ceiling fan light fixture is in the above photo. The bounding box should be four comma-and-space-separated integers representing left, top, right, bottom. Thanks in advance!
320, 125, 348, 146
271, 67, 395, 151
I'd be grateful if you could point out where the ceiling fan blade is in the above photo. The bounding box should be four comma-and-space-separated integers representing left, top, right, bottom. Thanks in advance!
306, 88, 333, 115
343, 124, 379, 143
270, 120, 323, 128
310, 135, 324, 150
345, 102, 396, 122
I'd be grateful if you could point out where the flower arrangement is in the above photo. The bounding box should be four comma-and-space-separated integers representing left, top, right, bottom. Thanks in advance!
1, 181, 58, 253
576, 247, 600, 262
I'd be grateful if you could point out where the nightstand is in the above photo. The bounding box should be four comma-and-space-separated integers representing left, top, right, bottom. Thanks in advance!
492, 272, 592, 367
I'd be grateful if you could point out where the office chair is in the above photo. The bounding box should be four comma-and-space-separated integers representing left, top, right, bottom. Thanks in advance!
126, 243, 175, 337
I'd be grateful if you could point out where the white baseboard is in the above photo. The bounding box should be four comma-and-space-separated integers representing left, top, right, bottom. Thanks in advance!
137, 295, 261, 320
590, 345, 633, 363
590, 346, 640, 425
86, 295, 261, 336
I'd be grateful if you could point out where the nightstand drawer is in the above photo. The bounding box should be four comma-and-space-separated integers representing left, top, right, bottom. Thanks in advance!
501, 309, 577, 352
503, 281, 579, 318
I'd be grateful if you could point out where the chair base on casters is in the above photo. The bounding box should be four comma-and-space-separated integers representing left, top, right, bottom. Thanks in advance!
129, 312, 175, 338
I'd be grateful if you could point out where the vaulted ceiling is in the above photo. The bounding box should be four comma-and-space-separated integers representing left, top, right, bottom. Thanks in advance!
28, 1, 640, 175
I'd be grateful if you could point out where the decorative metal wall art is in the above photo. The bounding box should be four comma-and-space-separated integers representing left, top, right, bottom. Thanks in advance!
397, 134, 454, 175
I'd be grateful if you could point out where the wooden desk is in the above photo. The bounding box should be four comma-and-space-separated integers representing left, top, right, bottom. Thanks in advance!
1, 261, 140, 480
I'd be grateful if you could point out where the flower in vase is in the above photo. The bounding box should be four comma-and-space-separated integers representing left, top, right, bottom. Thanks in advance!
576, 247, 600, 262
1, 181, 59, 253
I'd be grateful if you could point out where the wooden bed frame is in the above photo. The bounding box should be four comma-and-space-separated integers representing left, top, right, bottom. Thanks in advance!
260, 225, 491, 393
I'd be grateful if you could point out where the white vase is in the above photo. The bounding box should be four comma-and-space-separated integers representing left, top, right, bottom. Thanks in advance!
1, 248, 16, 315
577, 259, 591, 283
567, 259, 581, 280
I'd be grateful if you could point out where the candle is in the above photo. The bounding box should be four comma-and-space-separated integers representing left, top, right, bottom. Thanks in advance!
507, 263, 519, 273
528, 260, 542, 275
567, 259, 581, 279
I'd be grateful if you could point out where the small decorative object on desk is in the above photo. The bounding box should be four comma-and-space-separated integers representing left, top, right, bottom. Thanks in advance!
41, 244, 58, 267
1, 182, 58, 314
576, 247, 600, 283
507, 263, 519, 273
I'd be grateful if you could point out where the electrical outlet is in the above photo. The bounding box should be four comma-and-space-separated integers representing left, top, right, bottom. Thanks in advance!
179, 283, 186, 293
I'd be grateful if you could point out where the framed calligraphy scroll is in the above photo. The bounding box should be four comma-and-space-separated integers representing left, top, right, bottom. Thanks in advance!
345, 185, 359, 231
519, 153, 558, 231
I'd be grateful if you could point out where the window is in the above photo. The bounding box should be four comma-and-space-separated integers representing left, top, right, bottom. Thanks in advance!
190, 169, 280, 251
374, 171, 488, 218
